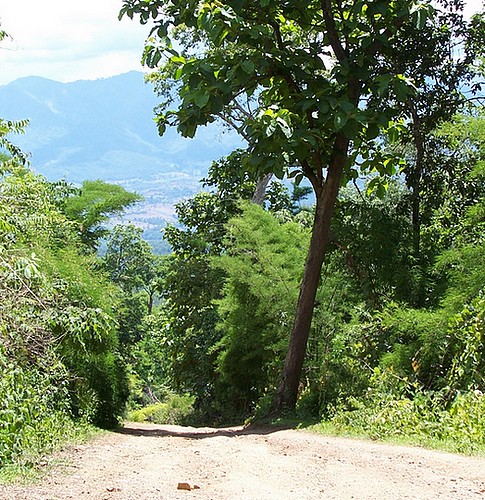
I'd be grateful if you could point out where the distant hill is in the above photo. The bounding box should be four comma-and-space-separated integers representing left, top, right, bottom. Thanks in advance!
0, 72, 242, 249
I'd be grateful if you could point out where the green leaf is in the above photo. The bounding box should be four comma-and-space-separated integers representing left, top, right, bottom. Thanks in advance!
376, 74, 392, 97
412, 6, 431, 30
339, 101, 354, 114
334, 112, 348, 130
240, 60, 255, 74
157, 120, 166, 136
392, 77, 411, 102
388, 127, 399, 143
174, 66, 184, 80
383, 158, 396, 175
194, 92, 210, 108
317, 100, 330, 116
170, 55, 186, 65
276, 116, 293, 138
366, 123, 380, 140
342, 119, 360, 140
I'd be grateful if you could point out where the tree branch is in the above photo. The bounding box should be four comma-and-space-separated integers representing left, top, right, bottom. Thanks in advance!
216, 112, 251, 142
301, 159, 321, 195
321, 0, 347, 62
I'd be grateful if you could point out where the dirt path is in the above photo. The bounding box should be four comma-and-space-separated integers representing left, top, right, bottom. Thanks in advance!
1, 422, 484, 500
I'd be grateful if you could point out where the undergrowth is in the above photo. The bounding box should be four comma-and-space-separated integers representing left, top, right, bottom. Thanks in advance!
310, 389, 485, 456
127, 394, 195, 425
0, 423, 100, 485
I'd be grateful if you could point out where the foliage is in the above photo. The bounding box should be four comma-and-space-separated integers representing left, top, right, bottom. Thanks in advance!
0, 118, 29, 167
2, 1, 479, 457
0, 158, 133, 468
102, 223, 165, 315
122, 0, 436, 176
0, 165, 75, 246
212, 203, 309, 415
447, 294, 485, 392
327, 385, 485, 454
417, 111, 485, 256
120, 0, 481, 413
304, 111, 485, 447
147, 152, 258, 407
127, 394, 195, 425
124, 312, 173, 408
120, 111, 485, 436
62, 180, 142, 250
0, 347, 77, 466
332, 182, 420, 307
378, 0, 481, 254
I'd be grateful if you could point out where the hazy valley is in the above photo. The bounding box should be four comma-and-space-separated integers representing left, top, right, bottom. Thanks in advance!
0, 71, 242, 248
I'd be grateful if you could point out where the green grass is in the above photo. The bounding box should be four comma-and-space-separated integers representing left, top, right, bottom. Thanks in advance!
0, 424, 103, 485
249, 390, 485, 457
307, 420, 485, 457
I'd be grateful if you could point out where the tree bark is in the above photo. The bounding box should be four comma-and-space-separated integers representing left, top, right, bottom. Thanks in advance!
273, 133, 349, 411
252, 172, 273, 205
410, 104, 424, 256
148, 289, 154, 316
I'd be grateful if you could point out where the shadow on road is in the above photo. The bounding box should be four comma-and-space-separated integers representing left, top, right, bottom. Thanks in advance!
114, 422, 294, 440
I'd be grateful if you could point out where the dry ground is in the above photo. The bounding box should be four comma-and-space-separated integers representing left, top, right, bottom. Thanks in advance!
1, 422, 484, 499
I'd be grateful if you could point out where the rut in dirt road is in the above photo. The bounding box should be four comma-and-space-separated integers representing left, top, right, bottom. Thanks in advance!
1, 422, 484, 500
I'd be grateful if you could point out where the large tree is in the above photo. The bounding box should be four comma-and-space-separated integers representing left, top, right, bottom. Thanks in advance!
121, 0, 477, 411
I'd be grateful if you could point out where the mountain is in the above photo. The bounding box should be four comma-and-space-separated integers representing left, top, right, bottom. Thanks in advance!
0, 72, 242, 249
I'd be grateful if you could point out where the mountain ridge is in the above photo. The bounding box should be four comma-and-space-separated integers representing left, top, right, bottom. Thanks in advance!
0, 71, 242, 249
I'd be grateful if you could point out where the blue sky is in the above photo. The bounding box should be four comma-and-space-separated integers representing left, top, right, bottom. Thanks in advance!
0, 0, 149, 85
0, 0, 483, 86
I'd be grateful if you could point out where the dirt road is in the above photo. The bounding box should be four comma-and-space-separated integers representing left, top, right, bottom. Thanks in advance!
1, 422, 484, 499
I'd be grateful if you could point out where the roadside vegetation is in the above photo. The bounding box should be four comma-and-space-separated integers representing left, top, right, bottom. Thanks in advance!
1, 0, 485, 477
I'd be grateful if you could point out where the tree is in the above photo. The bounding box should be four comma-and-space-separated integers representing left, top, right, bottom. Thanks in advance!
63, 180, 142, 250
213, 203, 309, 414
379, 5, 483, 256
0, 26, 30, 165
103, 223, 164, 315
0, 119, 29, 168
0, 162, 129, 433
430, 110, 485, 248
332, 182, 416, 308
121, 0, 473, 411
155, 152, 257, 406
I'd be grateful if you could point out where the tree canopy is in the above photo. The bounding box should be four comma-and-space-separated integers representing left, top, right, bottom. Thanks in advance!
63, 179, 142, 250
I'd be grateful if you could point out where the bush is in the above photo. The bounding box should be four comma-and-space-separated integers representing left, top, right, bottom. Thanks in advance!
0, 349, 80, 467
327, 382, 485, 454
127, 394, 195, 425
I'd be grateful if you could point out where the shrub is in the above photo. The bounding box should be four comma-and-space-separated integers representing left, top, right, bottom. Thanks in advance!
0, 348, 79, 467
127, 394, 195, 425
327, 381, 485, 454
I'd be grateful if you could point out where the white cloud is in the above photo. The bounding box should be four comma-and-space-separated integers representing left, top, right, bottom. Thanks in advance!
0, 0, 483, 86
463, 0, 483, 17
0, 0, 149, 84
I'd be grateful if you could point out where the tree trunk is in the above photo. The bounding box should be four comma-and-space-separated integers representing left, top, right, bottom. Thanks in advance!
147, 290, 154, 315
273, 135, 348, 412
410, 105, 424, 257
411, 167, 421, 255
252, 172, 273, 205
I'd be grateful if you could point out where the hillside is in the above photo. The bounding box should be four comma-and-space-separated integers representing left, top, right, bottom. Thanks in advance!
0, 72, 242, 247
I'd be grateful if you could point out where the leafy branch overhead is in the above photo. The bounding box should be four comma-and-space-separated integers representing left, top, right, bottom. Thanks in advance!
122, 1, 441, 180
